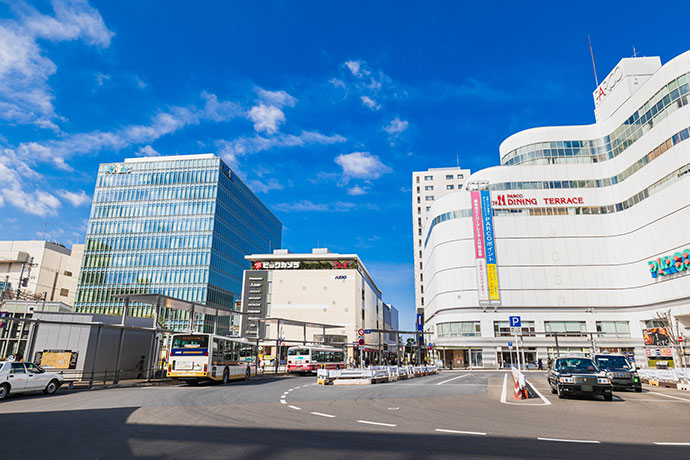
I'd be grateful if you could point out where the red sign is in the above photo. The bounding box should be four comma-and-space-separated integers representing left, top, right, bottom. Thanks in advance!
358, 338, 365, 345
493, 194, 583, 207
357, 329, 364, 336
253, 261, 263, 270
334, 261, 349, 269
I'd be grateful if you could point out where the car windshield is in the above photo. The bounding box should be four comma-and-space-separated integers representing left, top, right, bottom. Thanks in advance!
595, 356, 632, 370
171, 335, 209, 349
557, 358, 598, 372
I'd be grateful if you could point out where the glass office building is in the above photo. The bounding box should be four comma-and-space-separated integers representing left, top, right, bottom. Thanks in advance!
74, 154, 282, 330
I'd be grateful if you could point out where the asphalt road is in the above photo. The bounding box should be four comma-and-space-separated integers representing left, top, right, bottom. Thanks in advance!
1, 370, 689, 459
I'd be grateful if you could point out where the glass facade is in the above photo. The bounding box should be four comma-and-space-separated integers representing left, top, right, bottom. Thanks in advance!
74, 154, 282, 330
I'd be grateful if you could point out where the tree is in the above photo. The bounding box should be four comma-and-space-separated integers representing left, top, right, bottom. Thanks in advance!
654, 310, 686, 369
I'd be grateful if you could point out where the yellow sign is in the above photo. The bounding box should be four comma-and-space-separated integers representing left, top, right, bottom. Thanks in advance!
487, 264, 500, 300
40, 352, 72, 369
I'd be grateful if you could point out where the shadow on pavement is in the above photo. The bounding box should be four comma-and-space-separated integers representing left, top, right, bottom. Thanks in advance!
0, 407, 682, 460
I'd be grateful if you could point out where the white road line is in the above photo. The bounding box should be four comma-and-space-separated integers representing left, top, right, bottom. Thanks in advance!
280, 400, 287, 404
538, 437, 600, 444
281, 395, 286, 399
654, 442, 690, 446
648, 391, 690, 402
500, 374, 507, 403
310, 412, 336, 418
525, 379, 551, 405
288, 405, 301, 410
436, 374, 469, 385
435, 429, 486, 436
357, 420, 397, 427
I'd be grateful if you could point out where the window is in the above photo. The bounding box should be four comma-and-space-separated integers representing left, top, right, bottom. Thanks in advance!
417, 207, 421, 214
445, 174, 453, 179
596, 321, 630, 337
545, 321, 586, 336
425, 206, 431, 211
457, 174, 464, 179
425, 196, 434, 201
424, 175, 433, 180
416, 176, 420, 183
437, 322, 481, 337
64, 270, 73, 277
446, 185, 454, 190
425, 185, 434, 191
59, 288, 69, 297
645, 319, 666, 328
494, 321, 536, 337
10, 363, 26, 374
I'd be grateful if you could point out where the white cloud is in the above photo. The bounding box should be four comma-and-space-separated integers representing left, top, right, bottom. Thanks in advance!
274, 200, 357, 213
0, 149, 61, 216
247, 178, 284, 194
0, 0, 114, 129
360, 96, 380, 110
247, 103, 285, 135
256, 88, 296, 107
344, 60, 362, 76
347, 185, 368, 196
95, 72, 110, 86
57, 189, 90, 206
135, 145, 160, 157
217, 131, 346, 160
335, 151, 391, 180
384, 117, 408, 135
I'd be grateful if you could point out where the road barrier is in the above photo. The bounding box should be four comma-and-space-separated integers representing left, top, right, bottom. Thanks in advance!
317, 365, 438, 385
638, 368, 690, 389
511, 366, 528, 399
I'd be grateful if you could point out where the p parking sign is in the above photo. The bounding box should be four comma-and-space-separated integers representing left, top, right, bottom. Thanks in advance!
509, 316, 521, 328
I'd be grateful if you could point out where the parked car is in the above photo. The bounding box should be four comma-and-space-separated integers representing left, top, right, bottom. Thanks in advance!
547, 357, 613, 401
593, 353, 642, 392
0, 361, 64, 401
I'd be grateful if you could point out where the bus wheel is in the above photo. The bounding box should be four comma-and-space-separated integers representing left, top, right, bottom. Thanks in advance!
222, 368, 230, 385
244, 366, 251, 381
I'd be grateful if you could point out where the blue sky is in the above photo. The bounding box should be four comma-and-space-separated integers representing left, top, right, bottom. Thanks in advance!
0, 1, 688, 329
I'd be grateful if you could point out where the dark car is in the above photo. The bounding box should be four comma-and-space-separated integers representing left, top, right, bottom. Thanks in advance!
593, 354, 642, 392
547, 357, 613, 401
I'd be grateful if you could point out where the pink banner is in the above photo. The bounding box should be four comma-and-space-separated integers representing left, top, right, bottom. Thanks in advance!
471, 191, 484, 259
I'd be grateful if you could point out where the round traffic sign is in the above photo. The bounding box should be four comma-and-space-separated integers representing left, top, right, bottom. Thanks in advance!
358, 338, 365, 345
358, 329, 365, 336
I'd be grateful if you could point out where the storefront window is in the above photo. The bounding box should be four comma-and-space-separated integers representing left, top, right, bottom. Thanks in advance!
437, 322, 481, 337
494, 321, 535, 337
545, 321, 586, 336
596, 321, 630, 337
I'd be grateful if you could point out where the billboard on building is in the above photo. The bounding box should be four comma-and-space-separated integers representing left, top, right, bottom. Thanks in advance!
643, 328, 671, 346
481, 190, 500, 302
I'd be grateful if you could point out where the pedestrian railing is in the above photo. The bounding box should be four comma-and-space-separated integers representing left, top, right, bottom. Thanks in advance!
638, 367, 690, 383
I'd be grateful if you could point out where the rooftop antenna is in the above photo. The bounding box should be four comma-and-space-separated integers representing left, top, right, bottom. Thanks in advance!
632, 46, 638, 57
456, 152, 460, 168
588, 35, 599, 87
43, 222, 47, 240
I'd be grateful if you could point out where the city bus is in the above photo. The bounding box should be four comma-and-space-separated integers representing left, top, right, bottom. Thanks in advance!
167, 333, 257, 384
287, 345, 346, 374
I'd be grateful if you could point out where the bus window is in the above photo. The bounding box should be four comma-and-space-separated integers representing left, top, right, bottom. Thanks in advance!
213, 339, 224, 361
172, 335, 209, 349
240, 344, 254, 360
224, 341, 239, 362
288, 348, 309, 356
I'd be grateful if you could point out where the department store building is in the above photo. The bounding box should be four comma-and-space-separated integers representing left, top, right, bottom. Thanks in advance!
423, 52, 690, 368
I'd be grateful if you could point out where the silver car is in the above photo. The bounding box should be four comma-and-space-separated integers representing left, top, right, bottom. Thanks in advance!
0, 361, 64, 401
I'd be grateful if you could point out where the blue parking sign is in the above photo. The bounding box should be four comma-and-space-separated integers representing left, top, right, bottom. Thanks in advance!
509, 316, 521, 327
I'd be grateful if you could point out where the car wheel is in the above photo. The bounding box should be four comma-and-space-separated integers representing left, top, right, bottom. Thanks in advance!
551, 385, 557, 394
0, 383, 9, 401
244, 366, 251, 381
557, 385, 566, 399
43, 380, 59, 395
604, 393, 613, 401
222, 368, 230, 385
635, 387, 642, 393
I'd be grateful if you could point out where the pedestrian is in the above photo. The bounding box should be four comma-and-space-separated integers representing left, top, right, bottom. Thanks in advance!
15, 352, 24, 362
136, 355, 146, 379
538, 358, 543, 370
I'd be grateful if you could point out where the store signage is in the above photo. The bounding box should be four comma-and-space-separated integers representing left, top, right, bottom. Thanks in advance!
104, 164, 131, 174
648, 249, 690, 278
252, 261, 300, 270
643, 328, 671, 347
332, 275, 348, 280
493, 194, 583, 207
593, 65, 624, 108
481, 190, 500, 301
645, 348, 673, 357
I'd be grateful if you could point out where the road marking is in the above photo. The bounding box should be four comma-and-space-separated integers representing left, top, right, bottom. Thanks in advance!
357, 420, 397, 427
288, 405, 301, 410
280, 400, 287, 404
538, 437, 600, 444
525, 379, 551, 405
436, 374, 469, 385
654, 442, 690, 446
435, 429, 486, 436
648, 391, 690, 402
500, 374, 507, 403
281, 395, 286, 399
388, 407, 399, 410
310, 412, 336, 418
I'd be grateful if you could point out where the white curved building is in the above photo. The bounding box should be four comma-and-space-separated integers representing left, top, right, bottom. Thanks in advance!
423, 52, 690, 369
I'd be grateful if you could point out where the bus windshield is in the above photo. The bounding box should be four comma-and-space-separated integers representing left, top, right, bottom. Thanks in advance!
288, 348, 309, 356
172, 335, 209, 349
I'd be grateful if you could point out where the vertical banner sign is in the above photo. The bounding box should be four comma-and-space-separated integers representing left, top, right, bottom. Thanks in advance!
481, 190, 500, 302
471, 191, 489, 303
416, 313, 424, 343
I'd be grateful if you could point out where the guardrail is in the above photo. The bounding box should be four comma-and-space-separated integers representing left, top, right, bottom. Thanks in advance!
317, 365, 438, 385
